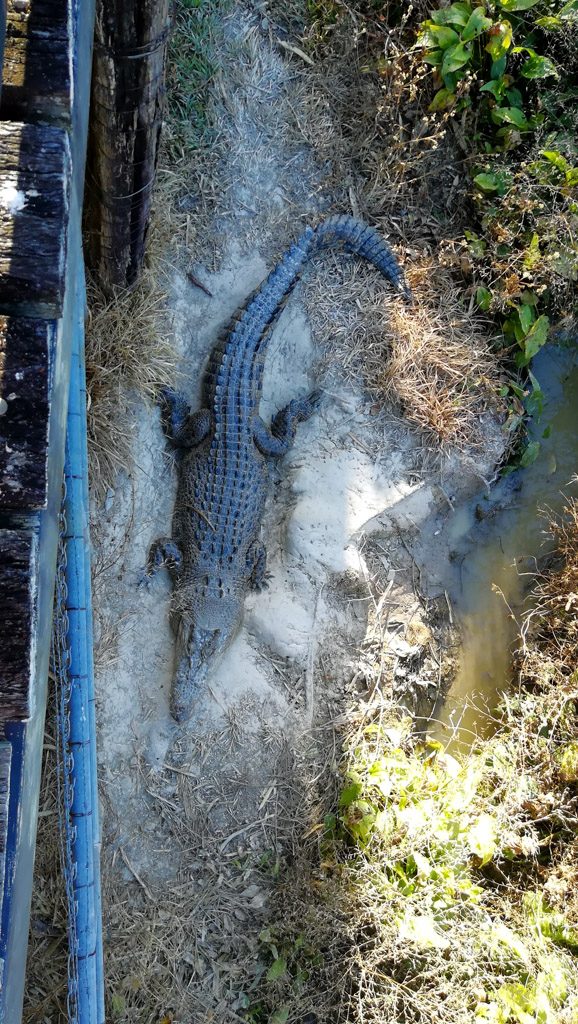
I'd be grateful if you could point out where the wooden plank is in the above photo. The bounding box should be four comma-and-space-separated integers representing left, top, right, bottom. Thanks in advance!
0, 0, 71, 122
0, 317, 54, 510
0, 122, 70, 317
0, 530, 36, 732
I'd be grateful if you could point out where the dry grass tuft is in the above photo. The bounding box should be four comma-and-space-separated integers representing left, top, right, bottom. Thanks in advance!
281, 0, 468, 244
307, 254, 503, 450
381, 261, 503, 446
85, 263, 177, 499
522, 495, 578, 669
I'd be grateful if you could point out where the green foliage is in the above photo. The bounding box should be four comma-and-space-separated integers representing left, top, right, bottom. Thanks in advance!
555, 740, 578, 782
166, 0, 228, 153
321, 719, 578, 1022
418, 0, 577, 388
526, 893, 578, 951
245, 926, 323, 1023
418, 0, 561, 140
110, 993, 126, 1018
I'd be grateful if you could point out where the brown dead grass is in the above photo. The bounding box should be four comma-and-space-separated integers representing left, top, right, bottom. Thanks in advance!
307, 254, 503, 450
284, 0, 468, 242
22, 687, 69, 1024
525, 496, 578, 666
382, 260, 502, 446
520, 494, 578, 697
85, 262, 177, 500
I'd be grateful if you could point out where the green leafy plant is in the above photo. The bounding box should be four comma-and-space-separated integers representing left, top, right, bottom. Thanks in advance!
417, 0, 557, 141
419, 0, 577, 368
245, 926, 323, 1023
316, 719, 578, 1021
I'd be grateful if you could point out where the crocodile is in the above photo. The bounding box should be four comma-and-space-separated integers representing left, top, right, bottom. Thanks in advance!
148, 215, 410, 722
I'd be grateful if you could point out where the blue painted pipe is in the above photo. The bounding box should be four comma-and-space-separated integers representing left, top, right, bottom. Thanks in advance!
64, 278, 105, 1024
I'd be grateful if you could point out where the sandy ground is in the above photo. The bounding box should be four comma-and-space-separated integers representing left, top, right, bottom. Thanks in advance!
88, 7, 506, 1019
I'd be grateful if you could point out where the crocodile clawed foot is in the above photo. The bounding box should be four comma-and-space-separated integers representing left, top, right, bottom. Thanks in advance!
137, 568, 154, 590
307, 388, 323, 413
253, 571, 273, 593
146, 537, 183, 583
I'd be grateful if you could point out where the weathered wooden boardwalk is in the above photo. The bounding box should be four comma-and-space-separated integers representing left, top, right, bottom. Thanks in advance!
0, 1, 95, 1018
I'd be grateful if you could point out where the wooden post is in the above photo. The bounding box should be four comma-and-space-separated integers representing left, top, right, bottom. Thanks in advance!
84, 0, 171, 292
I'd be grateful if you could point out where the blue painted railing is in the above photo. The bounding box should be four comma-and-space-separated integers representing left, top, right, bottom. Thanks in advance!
63, 286, 105, 1024
0, 0, 99, 1015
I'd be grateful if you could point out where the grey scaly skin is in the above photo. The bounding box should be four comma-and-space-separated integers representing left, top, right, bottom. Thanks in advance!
148, 215, 410, 722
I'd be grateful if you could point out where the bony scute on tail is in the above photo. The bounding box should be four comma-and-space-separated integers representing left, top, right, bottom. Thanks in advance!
146, 215, 410, 723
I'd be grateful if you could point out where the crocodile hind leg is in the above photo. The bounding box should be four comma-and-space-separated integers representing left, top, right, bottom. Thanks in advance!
246, 540, 269, 591
253, 390, 322, 457
160, 388, 212, 448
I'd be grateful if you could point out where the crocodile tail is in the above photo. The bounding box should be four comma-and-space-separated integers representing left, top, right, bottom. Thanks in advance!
313, 215, 411, 301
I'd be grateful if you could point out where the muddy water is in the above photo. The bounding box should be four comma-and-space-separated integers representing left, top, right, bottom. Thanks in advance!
432, 344, 578, 748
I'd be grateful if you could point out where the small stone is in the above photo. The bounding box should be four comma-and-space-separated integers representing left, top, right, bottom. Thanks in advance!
389, 635, 419, 659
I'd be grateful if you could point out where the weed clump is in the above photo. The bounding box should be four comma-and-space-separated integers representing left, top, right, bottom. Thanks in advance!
284, 0, 577, 457
85, 269, 177, 498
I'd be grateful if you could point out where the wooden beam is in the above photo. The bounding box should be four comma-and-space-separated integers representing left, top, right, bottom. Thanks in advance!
0, 122, 70, 317
0, 0, 72, 123
0, 317, 55, 510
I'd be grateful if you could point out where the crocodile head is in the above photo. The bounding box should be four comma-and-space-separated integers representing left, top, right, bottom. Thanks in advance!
169, 588, 243, 723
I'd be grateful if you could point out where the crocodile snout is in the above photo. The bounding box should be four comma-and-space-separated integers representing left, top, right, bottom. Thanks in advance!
170, 624, 219, 723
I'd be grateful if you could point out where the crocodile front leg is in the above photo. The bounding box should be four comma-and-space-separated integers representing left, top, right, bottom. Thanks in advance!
246, 540, 268, 591
253, 390, 321, 457
160, 388, 212, 448
146, 537, 183, 580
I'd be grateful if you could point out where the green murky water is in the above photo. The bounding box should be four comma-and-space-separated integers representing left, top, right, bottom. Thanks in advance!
432, 344, 578, 748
